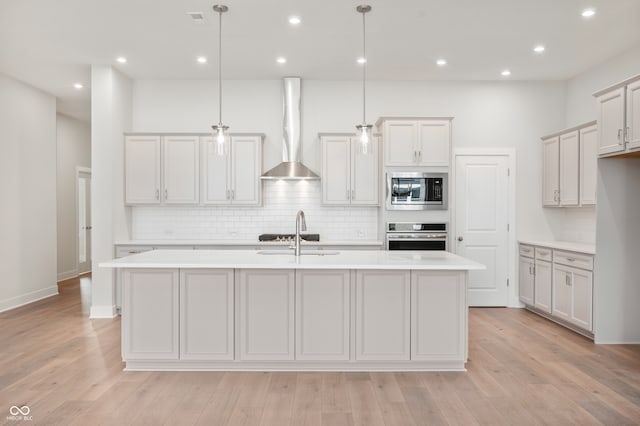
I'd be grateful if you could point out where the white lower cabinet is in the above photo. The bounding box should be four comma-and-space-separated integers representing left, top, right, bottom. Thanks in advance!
122, 269, 179, 360
518, 254, 535, 305
355, 270, 410, 361
552, 265, 572, 322
180, 269, 234, 360
534, 259, 552, 314
295, 270, 350, 360
553, 264, 593, 331
239, 269, 295, 360
411, 271, 466, 362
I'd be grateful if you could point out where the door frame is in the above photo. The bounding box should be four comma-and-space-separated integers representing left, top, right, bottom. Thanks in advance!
76, 166, 92, 275
452, 148, 518, 307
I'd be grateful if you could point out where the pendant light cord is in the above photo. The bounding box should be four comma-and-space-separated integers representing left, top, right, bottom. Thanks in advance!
362, 10, 366, 125
218, 8, 223, 126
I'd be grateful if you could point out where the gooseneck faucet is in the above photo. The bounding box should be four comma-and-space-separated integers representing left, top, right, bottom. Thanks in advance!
294, 210, 307, 256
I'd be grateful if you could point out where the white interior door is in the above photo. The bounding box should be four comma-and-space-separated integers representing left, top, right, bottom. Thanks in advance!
455, 154, 510, 306
78, 170, 91, 274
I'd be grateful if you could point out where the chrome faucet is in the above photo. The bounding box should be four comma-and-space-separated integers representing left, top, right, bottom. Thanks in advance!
294, 210, 307, 256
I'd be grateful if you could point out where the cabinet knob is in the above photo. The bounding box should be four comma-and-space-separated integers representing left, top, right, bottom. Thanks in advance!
457, 236, 464, 242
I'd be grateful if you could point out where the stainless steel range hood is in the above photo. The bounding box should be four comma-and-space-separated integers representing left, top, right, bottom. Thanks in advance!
261, 77, 319, 180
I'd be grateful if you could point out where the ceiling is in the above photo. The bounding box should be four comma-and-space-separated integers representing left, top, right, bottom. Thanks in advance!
1, 0, 639, 122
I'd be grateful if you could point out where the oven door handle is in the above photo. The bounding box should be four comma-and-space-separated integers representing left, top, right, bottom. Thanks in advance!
387, 234, 448, 240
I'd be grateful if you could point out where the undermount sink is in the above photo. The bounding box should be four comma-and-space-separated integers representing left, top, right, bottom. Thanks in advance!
257, 250, 340, 256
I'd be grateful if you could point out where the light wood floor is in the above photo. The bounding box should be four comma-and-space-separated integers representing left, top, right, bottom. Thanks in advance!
1, 276, 640, 426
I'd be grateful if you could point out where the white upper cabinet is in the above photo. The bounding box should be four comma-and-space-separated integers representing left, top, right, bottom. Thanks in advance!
125, 135, 161, 204
320, 134, 379, 206
201, 134, 263, 206
541, 122, 597, 207
378, 118, 451, 167
125, 135, 199, 205
579, 125, 598, 206
594, 74, 640, 157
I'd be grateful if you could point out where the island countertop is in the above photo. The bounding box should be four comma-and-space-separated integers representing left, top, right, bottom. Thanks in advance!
100, 249, 485, 271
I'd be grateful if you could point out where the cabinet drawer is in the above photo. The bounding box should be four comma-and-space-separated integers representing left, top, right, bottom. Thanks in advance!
519, 245, 534, 258
535, 247, 552, 262
553, 250, 593, 270
116, 246, 155, 258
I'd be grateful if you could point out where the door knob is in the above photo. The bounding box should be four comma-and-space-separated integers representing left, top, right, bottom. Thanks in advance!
458, 236, 464, 242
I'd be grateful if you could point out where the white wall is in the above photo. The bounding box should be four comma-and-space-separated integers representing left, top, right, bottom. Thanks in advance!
56, 114, 90, 280
91, 66, 132, 318
0, 73, 58, 312
133, 79, 567, 243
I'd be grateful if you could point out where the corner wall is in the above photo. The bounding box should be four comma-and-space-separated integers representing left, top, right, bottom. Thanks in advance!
0, 73, 58, 312
56, 114, 91, 281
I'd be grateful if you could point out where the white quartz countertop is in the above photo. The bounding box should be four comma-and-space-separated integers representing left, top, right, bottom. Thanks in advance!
100, 249, 485, 271
518, 240, 596, 255
114, 239, 384, 247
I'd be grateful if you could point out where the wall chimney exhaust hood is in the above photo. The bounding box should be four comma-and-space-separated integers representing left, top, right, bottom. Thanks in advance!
261, 77, 319, 180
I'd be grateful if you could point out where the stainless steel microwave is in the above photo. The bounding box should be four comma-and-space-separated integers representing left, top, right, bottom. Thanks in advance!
386, 172, 447, 210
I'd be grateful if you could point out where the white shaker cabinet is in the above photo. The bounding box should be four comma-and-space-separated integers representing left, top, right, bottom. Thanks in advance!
180, 269, 234, 361
518, 245, 535, 306
355, 270, 410, 361
533, 248, 552, 314
125, 135, 199, 205
542, 136, 560, 206
201, 134, 263, 205
377, 118, 451, 167
122, 269, 179, 360
239, 269, 295, 361
320, 134, 379, 206
594, 74, 640, 157
559, 131, 579, 206
579, 125, 598, 206
552, 251, 593, 332
295, 270, 350, 361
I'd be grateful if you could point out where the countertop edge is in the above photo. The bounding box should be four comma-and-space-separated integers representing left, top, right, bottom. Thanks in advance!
518, 240, 596, 255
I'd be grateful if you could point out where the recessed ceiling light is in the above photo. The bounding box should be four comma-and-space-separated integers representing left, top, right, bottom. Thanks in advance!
357, 57, 367, 64
197, 56, 207, 64
289, 16, 301, 25
581, 8, 596, 17
436, 59, 447, 66
501, 69, 511, 77
73, 83, 83, 89
276, 57, 287, 64
116, 56, 127, 64
533, 45, 545, 53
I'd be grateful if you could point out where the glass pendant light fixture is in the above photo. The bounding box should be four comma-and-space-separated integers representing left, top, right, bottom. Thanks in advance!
212, 5, 229, 155
356, 5, 372, 154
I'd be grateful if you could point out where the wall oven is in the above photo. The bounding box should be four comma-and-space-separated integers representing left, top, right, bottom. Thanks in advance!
386, 223, 448, 251
386, 172, 447, 210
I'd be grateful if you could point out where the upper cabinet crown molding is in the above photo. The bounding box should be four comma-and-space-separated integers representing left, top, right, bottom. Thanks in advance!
593, 73, 640, 158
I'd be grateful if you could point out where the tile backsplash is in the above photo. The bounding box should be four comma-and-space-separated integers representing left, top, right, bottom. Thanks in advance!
132, 180, 379, 241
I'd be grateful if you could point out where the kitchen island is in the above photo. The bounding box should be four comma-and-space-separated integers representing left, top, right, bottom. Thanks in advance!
101, 249, 484, 371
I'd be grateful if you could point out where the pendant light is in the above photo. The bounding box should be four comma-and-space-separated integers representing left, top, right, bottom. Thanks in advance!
356, 5, 372, 155
212, 5, 229, 155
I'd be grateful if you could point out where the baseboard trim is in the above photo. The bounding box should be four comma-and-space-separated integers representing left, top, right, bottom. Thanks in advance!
57, 269, 79, 282
90, 305, 117, 319
0, 286, 59, 313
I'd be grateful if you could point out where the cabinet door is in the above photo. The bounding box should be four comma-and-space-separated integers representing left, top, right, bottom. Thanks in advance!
542, 136, 559, 206
552, 265, 572, 322
518, 256, 534, 305
296, 270, 350, 360
559, 131, 579, 206
579, 125, 598, 205
163, 136, 200, 204
534, 259, 552, 314
627, 80, 640, 150
201, 136, 230, 204
125, 136, 161, 205
239, 269, 294, 360
384, 121, 418, 166
356, 270, 410, 360
597, 88, 625, 156
350, 136, 379, 205
230, 135, 262, 205
321, 136, 351, 205
411, 271, 466, 362
180, 269, 234, 360
570, 268, 593, 331
417, 120, 450, 166
122, 269, 179, 360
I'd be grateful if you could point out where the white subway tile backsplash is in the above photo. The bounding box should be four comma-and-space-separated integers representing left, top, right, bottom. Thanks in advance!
132, 181, 379, 241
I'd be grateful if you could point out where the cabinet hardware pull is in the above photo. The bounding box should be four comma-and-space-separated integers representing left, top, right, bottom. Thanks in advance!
352, 189, 355, 200
625, 127, 630, 142
164, 189, 168, 199
618, 128, 623, 141
566, 258, 575, 262
231, 190, 235, 200
155, 189, 159, 200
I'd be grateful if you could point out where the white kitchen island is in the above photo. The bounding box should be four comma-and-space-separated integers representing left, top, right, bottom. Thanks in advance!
101, 249, 484, 371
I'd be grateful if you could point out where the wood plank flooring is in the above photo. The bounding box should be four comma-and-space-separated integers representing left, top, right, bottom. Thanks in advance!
1, 275, 639, 425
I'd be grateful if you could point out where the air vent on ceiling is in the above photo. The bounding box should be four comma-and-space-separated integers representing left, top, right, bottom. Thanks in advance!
186, 11, 206, 24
